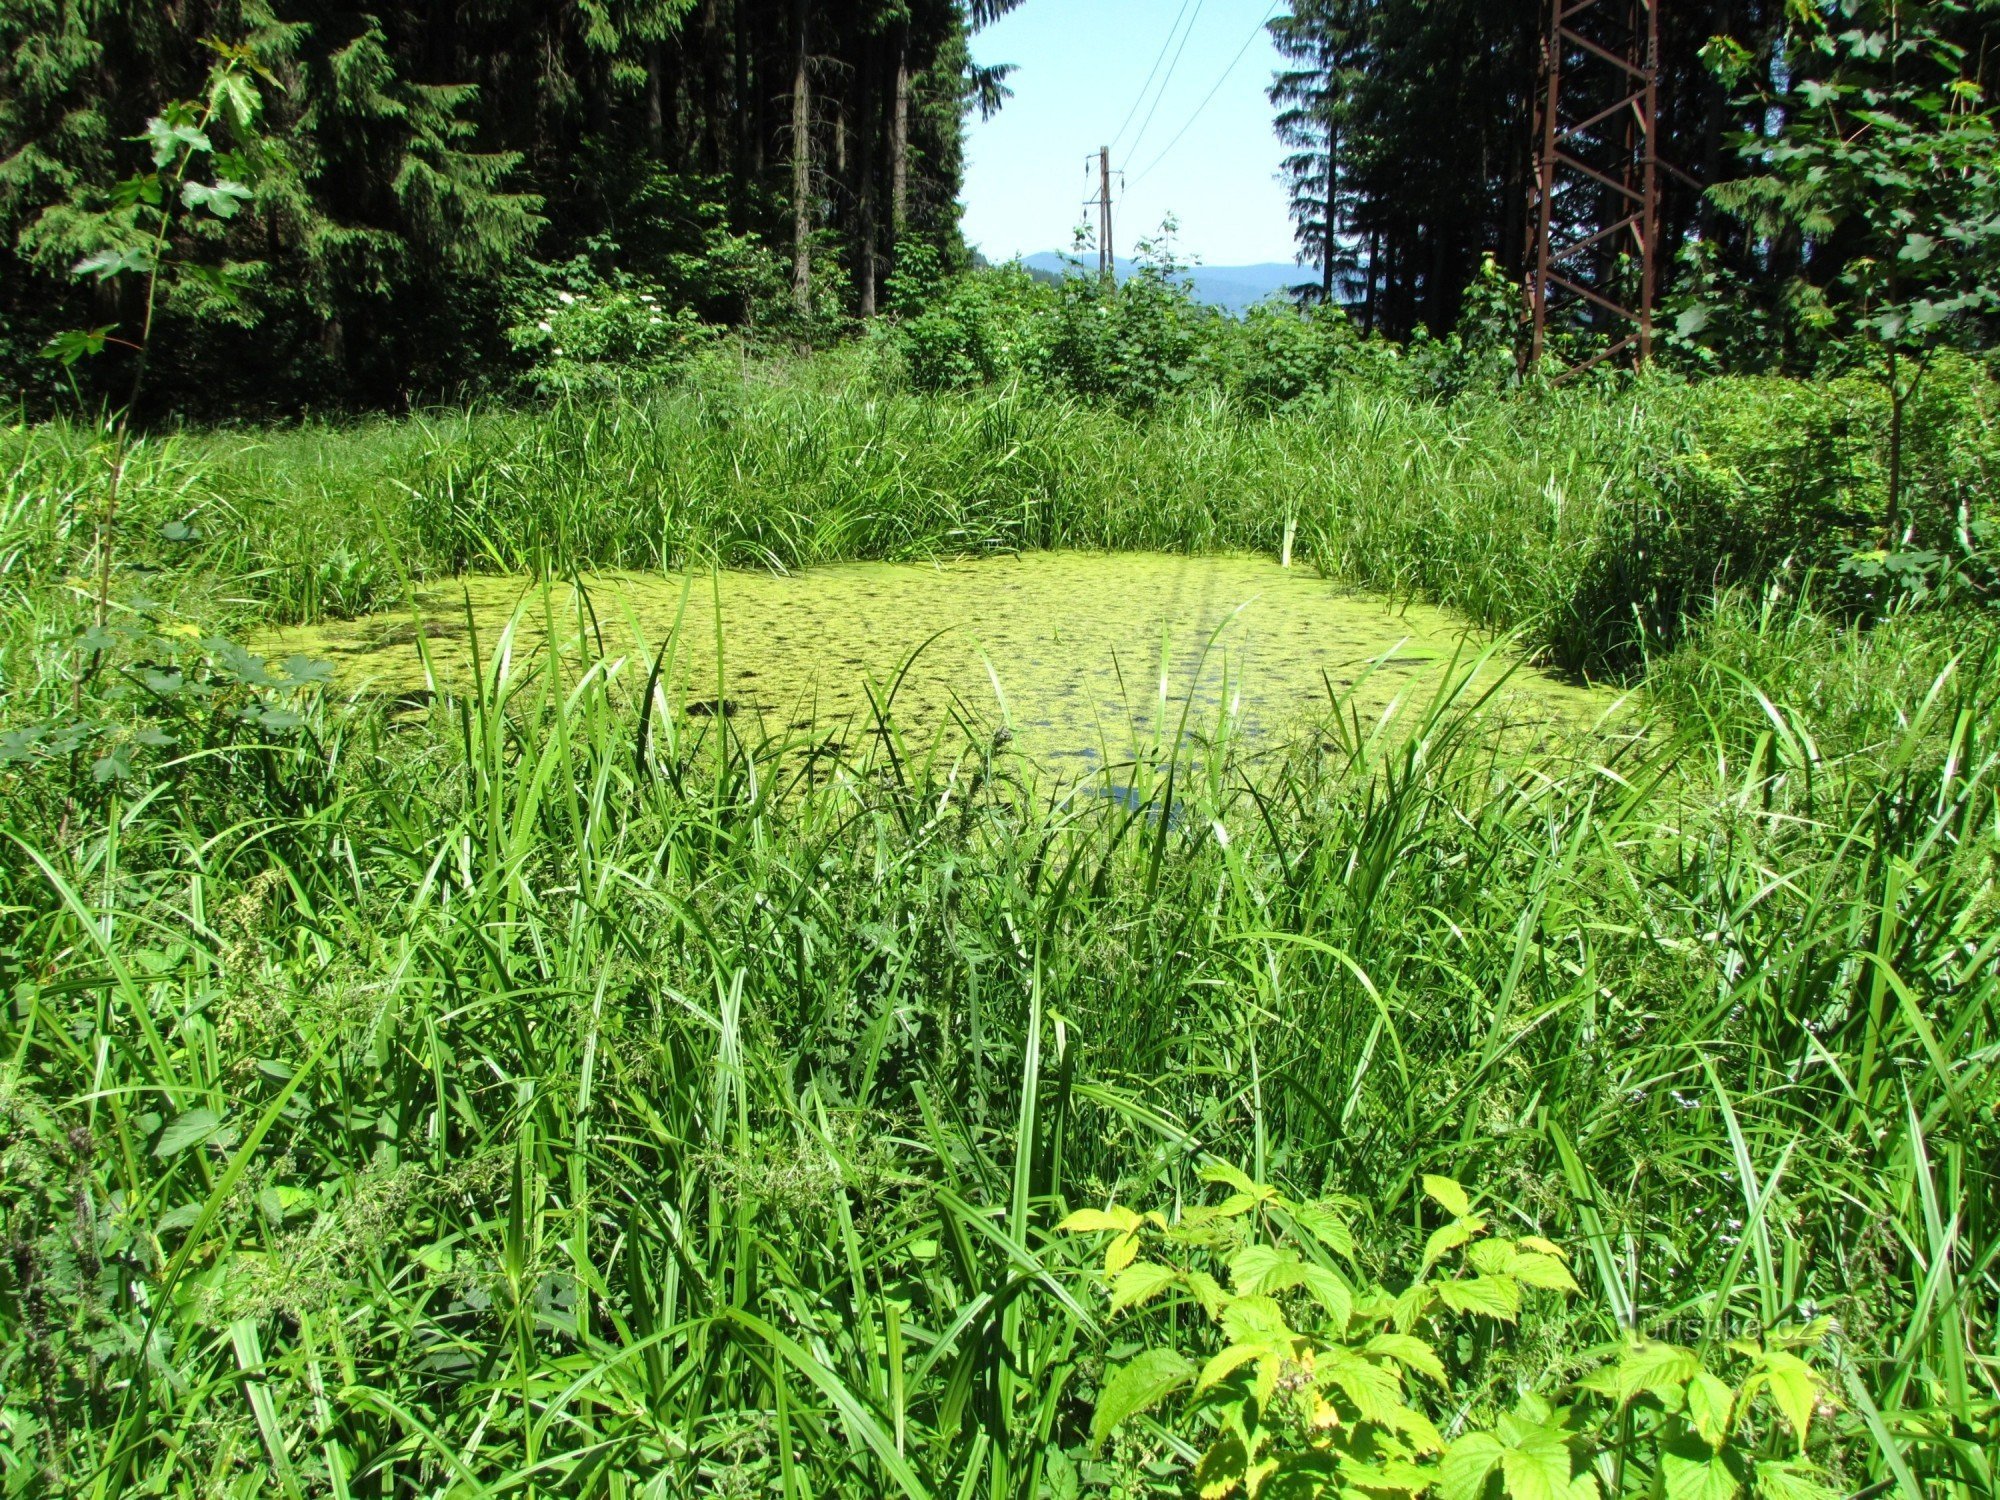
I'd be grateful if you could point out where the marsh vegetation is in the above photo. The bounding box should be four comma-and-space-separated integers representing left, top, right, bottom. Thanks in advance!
2, 353, 1995, 1498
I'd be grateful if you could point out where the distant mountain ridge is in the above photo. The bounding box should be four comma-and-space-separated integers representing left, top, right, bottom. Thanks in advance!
1014, 252, 1306, 314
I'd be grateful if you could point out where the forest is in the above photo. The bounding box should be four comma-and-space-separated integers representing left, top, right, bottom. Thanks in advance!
1, 2, 1996, 1498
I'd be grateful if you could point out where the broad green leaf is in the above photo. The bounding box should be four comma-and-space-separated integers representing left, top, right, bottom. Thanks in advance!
1184, 1269, 1229, 1318
1338, 1457, 1436, 1493
1109, 1260, 1178, 1313
43, 326, 113, 365
1498, 1426, 1574, 1500
1289, 1202, 1356, 1259
1517, 1236, 1567, 1260
1057, 1207, 1140, 1234
1662, 1447, 1740, 1500
143, 115, 213, 167
1750, 1350, 1822, 1447
1229, 1243, 1303, 1296
1423, 1217, 1483, 1270
1196, 1341, 1268, 1393
1392, 1282, 1435, 1333
1685, 1371, 1735, 1450
1469, 1239, 1515, 1275
1383, 1401, 1447, 1455
1437, 1432, 1505, 1500
73, 246, 155, 281
1423, 1175, 1472, 1218
1612, 1340, 1701, 1405
155, 1107, 226, 1157
182, 179, 252, 218
1201, 1160, 1263, 1196
1105, 1230, 1141, 1276
1220, 1295, 1290, 1343
1090, 1348, 1194, 1452
210, 71, 260, 132
1506, 1251, 1581, 1294
1437, 1274, 1521, 1322
1299, 1262, 1354, 1329
1752, 1461, 1839, 1500
1195, 1427, 1252, 1500
1317, 1346, 1403, 1426
1366, 1332, 1447, 1385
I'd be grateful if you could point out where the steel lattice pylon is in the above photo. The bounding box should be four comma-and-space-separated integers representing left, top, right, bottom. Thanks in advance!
1525, 0, 1663, 377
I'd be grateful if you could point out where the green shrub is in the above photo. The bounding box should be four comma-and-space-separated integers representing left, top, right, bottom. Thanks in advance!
1063, 1171, 1842, 1500
505, 258, 714, 396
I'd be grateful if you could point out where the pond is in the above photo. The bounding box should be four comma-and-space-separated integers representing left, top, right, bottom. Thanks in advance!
265, 552, 1624, 771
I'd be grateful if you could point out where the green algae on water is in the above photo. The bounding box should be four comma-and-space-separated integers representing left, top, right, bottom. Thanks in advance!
263, 551, 1624, 768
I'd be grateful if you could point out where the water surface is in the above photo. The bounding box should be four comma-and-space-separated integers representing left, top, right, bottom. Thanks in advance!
268, 552, 1620, 768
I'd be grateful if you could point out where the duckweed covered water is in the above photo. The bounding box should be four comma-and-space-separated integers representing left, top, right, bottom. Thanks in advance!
267, 552, 1623, 769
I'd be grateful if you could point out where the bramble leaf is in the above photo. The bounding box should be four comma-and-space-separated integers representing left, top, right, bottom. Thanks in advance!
1609, 1339, 1702, 1406
1507, 1250, 1581, 1294
1749, 1350, 1823, 1448
1105, 1229, 1141, 1276
1752, 1461, 1840, 1500
1423, 1216, 1485, 1270
1109, 1260, 1178, 1313
1437, 1274, 1521, 1322
1194, 1426, 1252, 1500
1316, 1346, 1403, 1425
1499, 1425, 1576, 1500
1685, 1371, 1735, 1450
1423, 1175, 1473, 1218
1663, 1445, 1741, 1500
1229, 1243, 1302, 1296
1366, 1332, 1447, 1385
1196, 1341, 1267, 1393
1200, 1160, 1264, 1196
1090, 1348, 1194, 1452
1057, 1207, 1142, 1234
1288, 1201, 1356, 1259
1298, 1262, 1354, 1329
1437, 1432, 1505, 1500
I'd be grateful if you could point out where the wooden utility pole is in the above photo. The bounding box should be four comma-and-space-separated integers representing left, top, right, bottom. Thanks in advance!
1098, 145, 1115, 281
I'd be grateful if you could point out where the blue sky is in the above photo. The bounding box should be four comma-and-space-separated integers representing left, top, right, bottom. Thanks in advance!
961, 1, 1299, 269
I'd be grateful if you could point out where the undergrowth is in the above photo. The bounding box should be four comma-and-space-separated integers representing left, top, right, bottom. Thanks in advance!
0, 366, 1995, 1498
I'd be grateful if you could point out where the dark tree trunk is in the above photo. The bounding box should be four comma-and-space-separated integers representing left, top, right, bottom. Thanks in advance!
791, 0, 812, 312
1322, 120, 1338, 303
856, 27, 880, 317
890, 20, 911, 240
701, 0, 728, 175
645, 41, 666, 159
733, 0, 752, 202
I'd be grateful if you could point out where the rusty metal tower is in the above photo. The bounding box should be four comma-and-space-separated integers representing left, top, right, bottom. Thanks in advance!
1525, 0, 1663, 377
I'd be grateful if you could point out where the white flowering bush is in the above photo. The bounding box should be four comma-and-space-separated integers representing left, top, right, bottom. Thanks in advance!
505, 261, 710, 394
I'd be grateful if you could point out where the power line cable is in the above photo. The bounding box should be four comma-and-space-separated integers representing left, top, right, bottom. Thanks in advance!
1107, 0, 1198, 156
1122, 0, 1207, 165
1129, 3, 1280, 186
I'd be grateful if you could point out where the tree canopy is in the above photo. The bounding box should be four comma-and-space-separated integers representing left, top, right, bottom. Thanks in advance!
1266, 0, 2000, 362
0, 0, 1009, 412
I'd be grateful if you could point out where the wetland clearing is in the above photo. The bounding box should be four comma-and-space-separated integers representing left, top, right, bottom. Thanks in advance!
3, 344, 1993, 1500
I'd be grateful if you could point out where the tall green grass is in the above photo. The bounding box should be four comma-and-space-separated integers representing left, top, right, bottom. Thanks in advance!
9, 358, 1987, 676
1, 582, 1994, 1496
1, 367, 1995, 1496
